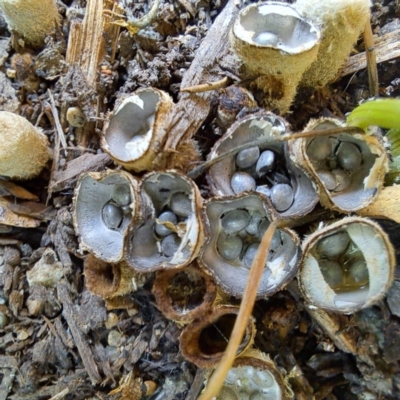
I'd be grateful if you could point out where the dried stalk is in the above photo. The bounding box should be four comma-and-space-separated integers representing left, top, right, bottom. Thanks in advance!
180, 76, 229, 93
188, 126, 364, 179
198, 221, 278, 400
363, 17, 379, 96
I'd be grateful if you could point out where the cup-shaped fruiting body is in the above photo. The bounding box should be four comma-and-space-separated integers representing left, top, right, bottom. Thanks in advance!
101, 88, 173, 172
289, 118, 388, 213
207, 112, 318, 219
73, 170, 142, 263
230, 2, 320, 113
84, 254, 148, 299
0, 111, 51, 179
212, 349, 293, 400
0, 0, 60, 48
180, 305, 255, 368
298, 217, 395, 314
152, 262, 217, 324
125, 170, 204, 272
295, 0, 371, 88
200, 193, 301, 298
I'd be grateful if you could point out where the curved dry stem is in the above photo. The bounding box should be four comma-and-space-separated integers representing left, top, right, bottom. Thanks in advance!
188, 126, 364, 179
198, 221, 278, 400
107, 0, 160, 35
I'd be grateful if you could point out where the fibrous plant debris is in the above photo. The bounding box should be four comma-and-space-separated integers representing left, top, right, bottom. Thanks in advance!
1, 0, 400, 399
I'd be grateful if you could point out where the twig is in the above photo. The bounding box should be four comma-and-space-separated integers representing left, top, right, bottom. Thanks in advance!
185, 368, 207, 400
198, 221, 278, 400
180, 76, 229, 93
187, 126, 364, 179
104, 0, 160, 35
48, 388, 70, 400
363, 17, 379, 96
57, 282, 101, 385
47, 90, 68, 156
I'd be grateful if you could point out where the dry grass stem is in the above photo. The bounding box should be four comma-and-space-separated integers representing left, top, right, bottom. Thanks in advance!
180, 77, 229, 93
363, 17, 379, 96
198, 221, 278, 400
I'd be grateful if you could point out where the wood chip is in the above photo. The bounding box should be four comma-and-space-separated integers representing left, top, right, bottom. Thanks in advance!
57, 282, 102, 385
0, 198, 40, 228
163, 0, 240, 159
50, 153, 110, 192
0, 180, 38, 201
340, 28, 400, 77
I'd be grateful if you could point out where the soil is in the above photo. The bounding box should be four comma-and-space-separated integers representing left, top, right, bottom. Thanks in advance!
1, 0, 400, 399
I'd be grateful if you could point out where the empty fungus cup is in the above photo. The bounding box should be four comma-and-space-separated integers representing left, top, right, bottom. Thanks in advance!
180, 305, 255, 368
101, 87, 173, 172
152, 262, 217, 324
84, 254, 148, 299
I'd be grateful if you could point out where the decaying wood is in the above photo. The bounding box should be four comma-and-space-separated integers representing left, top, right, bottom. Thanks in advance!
66, 0, 120, 87
65, 0, 121, 146
163, 0, 240, 162
0, 180, 38, 201
0, 357, 17, 400
306, 306, 358, 355
49, 153, 110, 192
281, 349, 314, 400
0, 198, 41, 228
57, 282, 101, 385
340, 28, 400, 77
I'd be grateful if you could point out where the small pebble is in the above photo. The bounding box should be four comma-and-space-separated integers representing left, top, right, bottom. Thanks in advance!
270, 183, 294, 211
112, 184, 131, 206
108, 330, 123, 347
170, 192, 192, 217
155, 210, 177, 237
221, 209, 250, 234
102, 203, 123, 229
217, 234, 243, 261
317, 231, 350, 258
348, 259, 369, 286
331, 169, 351, 191
236, 146, 260, 169
307, 136, 332, 161
231, 172, 256, 194
161, 233, 181, 257
256, 150, 275, 177
320, 260, 344, 288
337, 142, 362, 172
253, 31, 279, 46
244, 242, 260, 268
